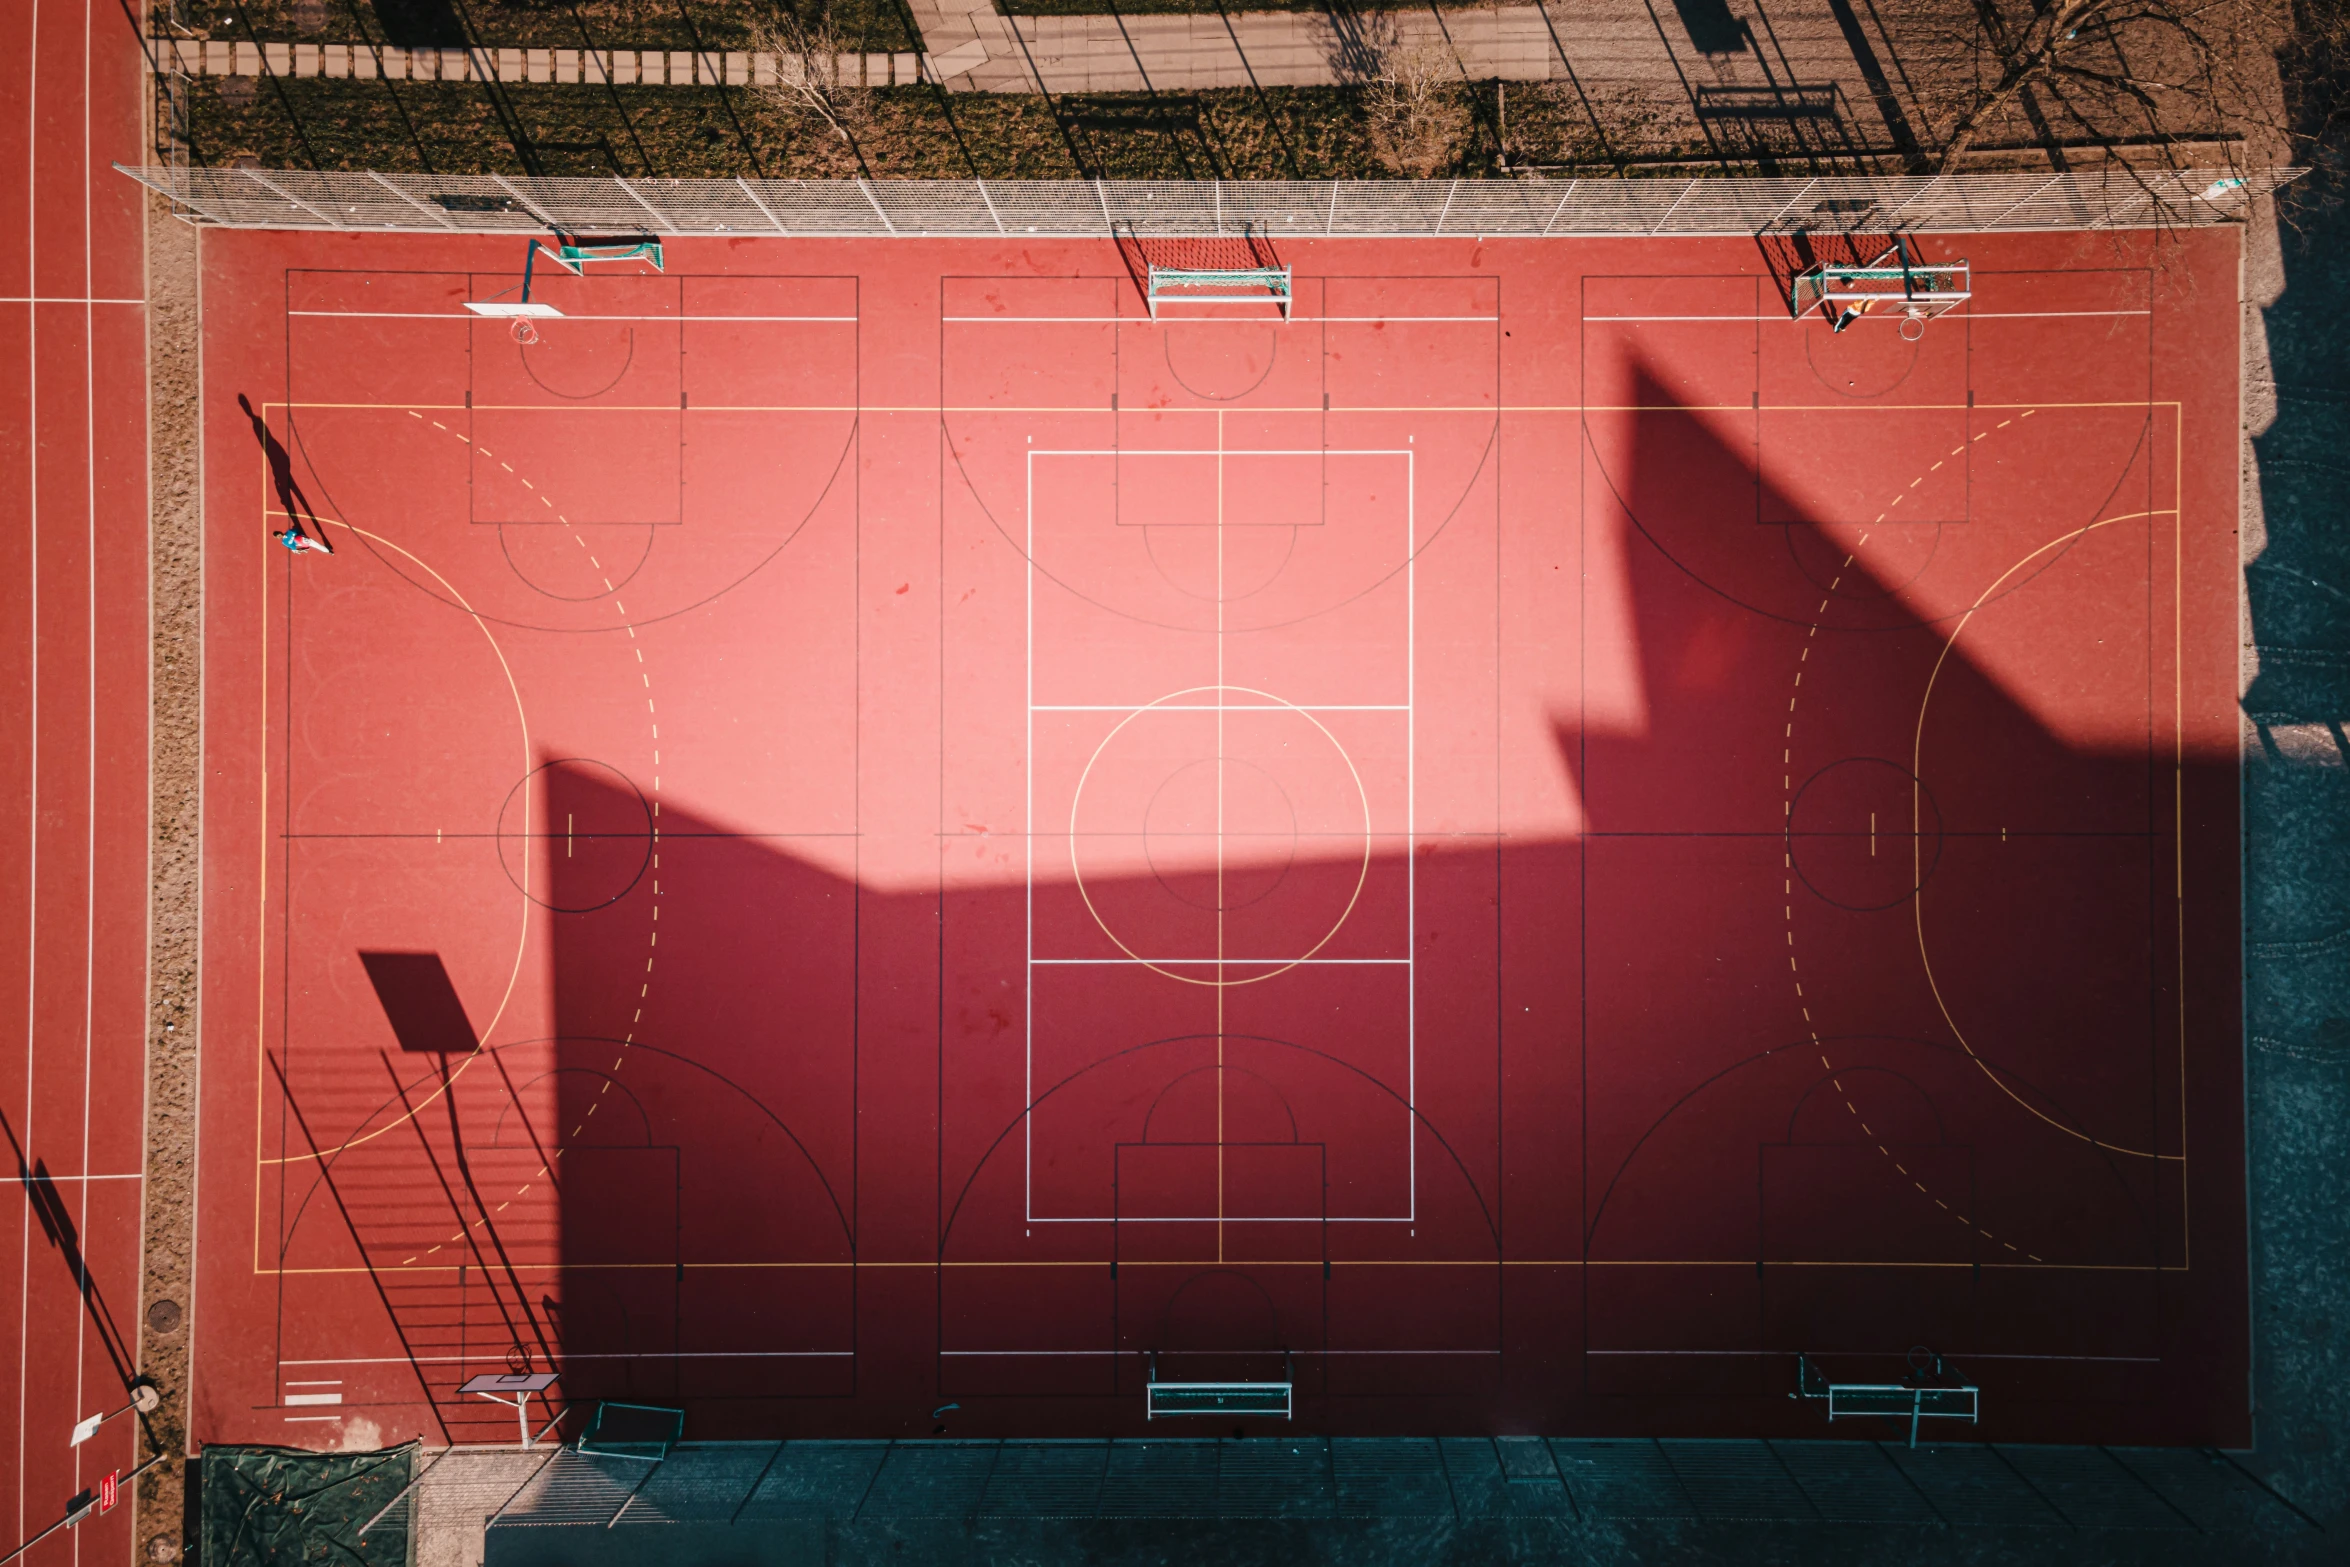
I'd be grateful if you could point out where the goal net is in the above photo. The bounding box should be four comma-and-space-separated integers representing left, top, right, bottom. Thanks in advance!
1792, 241, 1970, 336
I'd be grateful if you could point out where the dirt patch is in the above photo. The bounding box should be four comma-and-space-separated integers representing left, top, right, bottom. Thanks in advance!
135, 185, 205, 1565
183, 78, 1414, 179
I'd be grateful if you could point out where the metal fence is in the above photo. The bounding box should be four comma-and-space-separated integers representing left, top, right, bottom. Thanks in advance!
440, 1437, 2311, 1534
115, 165, 2298, 238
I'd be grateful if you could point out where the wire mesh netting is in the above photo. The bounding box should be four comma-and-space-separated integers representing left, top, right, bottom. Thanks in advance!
115, 168, 2298, 238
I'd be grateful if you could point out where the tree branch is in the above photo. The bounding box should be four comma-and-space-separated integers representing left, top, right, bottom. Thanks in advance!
1935, 0, 2126, 169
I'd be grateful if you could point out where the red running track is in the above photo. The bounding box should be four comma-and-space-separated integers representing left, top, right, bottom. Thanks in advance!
191, 224, 2247, 1450
0, 3, 161, 1562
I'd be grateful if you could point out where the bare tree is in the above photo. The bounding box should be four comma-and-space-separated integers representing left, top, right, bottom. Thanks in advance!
1909, 0, 2291, 174
752, 10, 879, 173
1361, 40, 1472, 178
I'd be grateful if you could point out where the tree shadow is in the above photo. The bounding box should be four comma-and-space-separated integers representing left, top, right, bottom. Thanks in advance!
2241, 136, 2350, 1507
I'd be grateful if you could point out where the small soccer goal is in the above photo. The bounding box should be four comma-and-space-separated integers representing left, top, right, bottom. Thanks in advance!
1146, 264, 1294, 321
537, 236, 665, 276
1794, 1350, 1979, 1447
462, 232, 667, 343
1143, 1350, 1294, 1419
1792, 239, 1969, 338
575, 1400, 685, 1462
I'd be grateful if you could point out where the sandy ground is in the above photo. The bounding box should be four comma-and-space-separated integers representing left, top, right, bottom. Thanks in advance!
136, 186, 204, 1563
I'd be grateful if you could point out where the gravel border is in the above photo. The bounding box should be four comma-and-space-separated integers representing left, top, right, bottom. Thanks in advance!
134, 185, 205, 1566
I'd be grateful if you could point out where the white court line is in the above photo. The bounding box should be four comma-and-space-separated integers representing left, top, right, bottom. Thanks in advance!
1025, 405, 1035, 1228
1589, 1349, 2160, 1362
1033, 704, 1410, 713
1026, 1214, 1420, 1225
0, 1172, 142, 1183
941, 1348, 1498, 1356
278, 1352, 852, 1365
77, 0, 104, 1509
1406, 437, 1416, 1221
281, 1416, 343, 1423
947, 316, 1497, 324
1584, 310, 2149, 321
15, 0, 37, 1538
286, 310, 857, 323
1023, 435, 1418, 1226
284, 1393, 344, 1406
1030, 958, 1409, 967
0, 296, 143, 304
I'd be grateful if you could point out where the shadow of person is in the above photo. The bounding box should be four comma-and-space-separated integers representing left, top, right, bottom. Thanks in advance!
239, 391, 333, 552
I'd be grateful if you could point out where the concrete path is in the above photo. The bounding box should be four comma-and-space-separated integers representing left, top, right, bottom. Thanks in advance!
901, 0, 1933, 157
163, 0, 1938, 163
166, 1, 1930, 108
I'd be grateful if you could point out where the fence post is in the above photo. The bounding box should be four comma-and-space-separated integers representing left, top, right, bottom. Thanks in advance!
241, 168, 347, 227
611, 176, 677, 233
735, 177, 789, 235
1540, 178, 1577, 237
365, 171, 461, 229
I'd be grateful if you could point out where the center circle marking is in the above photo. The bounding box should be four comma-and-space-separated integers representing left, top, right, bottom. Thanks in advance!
1143, 755, 1299, 912
1786, 756, 1944, 912
495, 758, 653, 913
1069, 685, 1371, 987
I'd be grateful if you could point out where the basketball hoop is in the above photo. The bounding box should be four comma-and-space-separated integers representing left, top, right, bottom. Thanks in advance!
510, 317, 540, 347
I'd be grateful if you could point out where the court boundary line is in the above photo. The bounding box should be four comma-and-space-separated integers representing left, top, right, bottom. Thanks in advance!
1572, 273, 2202, 1367
1022, 438, 1420, 1227
241, 270, 868, 1422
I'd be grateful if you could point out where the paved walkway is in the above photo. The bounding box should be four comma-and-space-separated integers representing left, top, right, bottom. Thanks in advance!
164, 0, 1931, 124
160, 0, 1937, 166
898, 0, 1932, 158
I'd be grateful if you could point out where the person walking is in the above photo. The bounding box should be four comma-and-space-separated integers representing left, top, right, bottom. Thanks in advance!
276, 525, 334, 555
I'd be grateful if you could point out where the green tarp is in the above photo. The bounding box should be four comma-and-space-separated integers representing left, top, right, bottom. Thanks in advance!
199, 1442, 416, 1567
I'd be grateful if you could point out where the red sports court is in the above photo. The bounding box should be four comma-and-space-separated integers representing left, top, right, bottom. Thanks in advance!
163, 216, 2247, 1454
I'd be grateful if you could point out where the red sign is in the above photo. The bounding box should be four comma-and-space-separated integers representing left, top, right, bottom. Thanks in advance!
98, 1471, 118, 1514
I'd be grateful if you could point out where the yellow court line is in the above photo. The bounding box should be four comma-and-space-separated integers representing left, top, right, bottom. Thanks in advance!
244, 402, 2207, 1277
1912, 504, 2187, 1165
255, 513, 533, 1173
2175, 408, 2191, 1270
267, 399, 2183, 415
252, 448, 271, 1270
1784, 416, 2049, 1261
257, 1256, 2190, 1276
1069, 686, 1371, 989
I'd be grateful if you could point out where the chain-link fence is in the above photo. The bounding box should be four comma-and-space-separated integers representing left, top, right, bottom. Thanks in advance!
113, 166, 2298, 237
